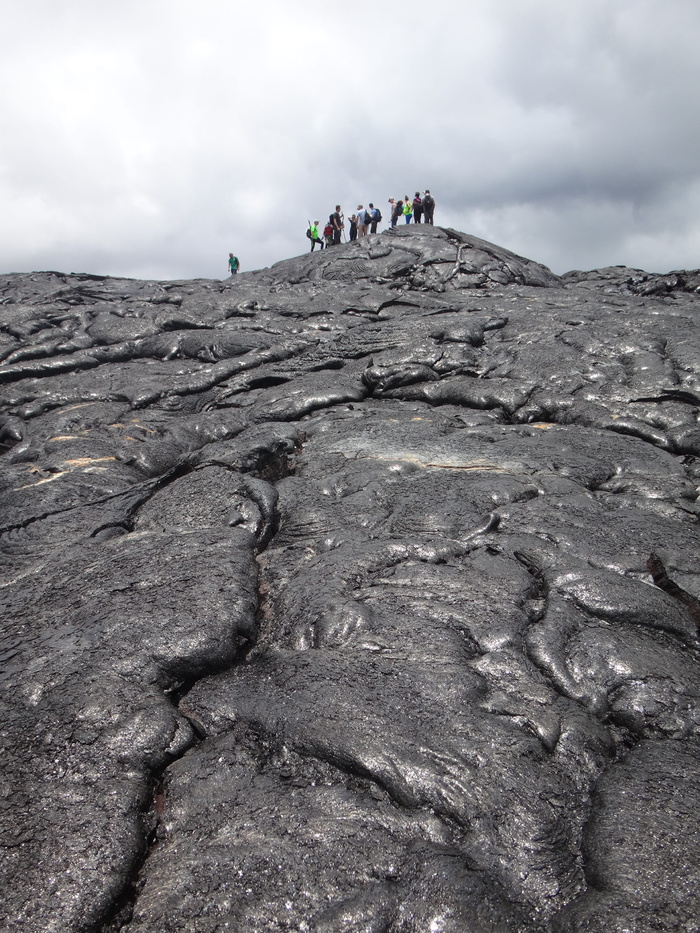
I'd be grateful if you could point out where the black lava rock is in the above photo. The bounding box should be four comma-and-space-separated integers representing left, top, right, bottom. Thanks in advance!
1, 227, 699, 932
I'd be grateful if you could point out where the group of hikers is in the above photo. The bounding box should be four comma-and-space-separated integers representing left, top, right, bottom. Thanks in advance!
227, 190, 436, 272
306, 190, 436, 251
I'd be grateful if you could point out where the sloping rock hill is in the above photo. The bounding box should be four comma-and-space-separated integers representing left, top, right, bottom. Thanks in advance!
1, 225, 699, 933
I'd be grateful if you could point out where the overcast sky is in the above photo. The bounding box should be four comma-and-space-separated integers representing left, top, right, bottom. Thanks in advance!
2, 0, 699, 281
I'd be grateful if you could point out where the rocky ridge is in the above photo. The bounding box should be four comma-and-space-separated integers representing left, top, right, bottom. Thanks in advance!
1, 225, 699, 932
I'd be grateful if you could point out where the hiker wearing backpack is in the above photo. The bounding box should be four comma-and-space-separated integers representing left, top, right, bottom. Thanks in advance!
330, 205, 344, 245
423, 190, 436, 224
357, 205, 370, 237
369, 203, 381, 233
412, 192, 423, 224
307, 220, 324, 251
323, 221, 334, 248
390, 198, 403, 227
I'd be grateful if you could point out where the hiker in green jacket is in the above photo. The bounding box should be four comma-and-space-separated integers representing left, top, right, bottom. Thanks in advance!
228, 253, 240, 274
308, 221, 324, 251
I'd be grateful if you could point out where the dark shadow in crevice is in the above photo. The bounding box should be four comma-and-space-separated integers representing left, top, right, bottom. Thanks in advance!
513, 549, 549, 602
246, 375, 291, 389
0, 438, 19, 456
647, 552, 700, 631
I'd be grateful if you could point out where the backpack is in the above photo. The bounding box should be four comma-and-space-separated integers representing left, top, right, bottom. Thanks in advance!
324, 223, 333, 237
373, 208, 382, 223
413, 197, 422, 211
306, 227, 312, 239
423, 194, 435, 210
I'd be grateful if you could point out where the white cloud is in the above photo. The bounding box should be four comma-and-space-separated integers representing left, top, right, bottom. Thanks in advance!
1, 0, 699, 280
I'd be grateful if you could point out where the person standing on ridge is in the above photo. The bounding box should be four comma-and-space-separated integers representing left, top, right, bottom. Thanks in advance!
331, 205, 344, 245
412, 192, 423, 224
403, 196, 413, 224
308, 220, 324, 251
357, 205, 370, 237
349, 213, 358, 241
423, 189, 435, 224
391, 198, 403, 227
369, 203, 381, 233
228, 253, 240, 274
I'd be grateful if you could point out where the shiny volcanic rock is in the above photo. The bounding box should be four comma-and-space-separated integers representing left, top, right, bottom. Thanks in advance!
1, 225, 699, 932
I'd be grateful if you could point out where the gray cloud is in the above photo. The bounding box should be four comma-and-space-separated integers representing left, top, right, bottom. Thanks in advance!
1, 0, 699, 280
